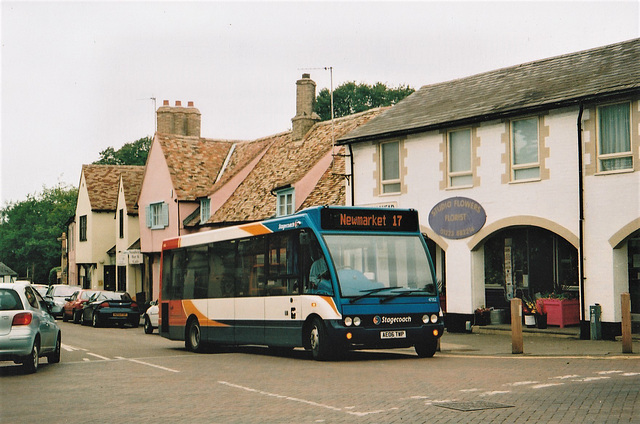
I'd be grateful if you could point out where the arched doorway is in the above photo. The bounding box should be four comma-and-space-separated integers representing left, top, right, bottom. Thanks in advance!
629, 230, 640, 318
483, 226, 578, 310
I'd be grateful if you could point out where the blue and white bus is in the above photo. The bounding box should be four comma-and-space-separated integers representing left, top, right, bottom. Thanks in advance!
159, 206, 443, 360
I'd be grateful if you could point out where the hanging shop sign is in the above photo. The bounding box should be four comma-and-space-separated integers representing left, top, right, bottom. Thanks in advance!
428, 197, 486, 239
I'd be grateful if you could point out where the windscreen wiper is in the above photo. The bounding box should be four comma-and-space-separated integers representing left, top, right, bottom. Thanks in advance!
379, 288, 429, 303
349, 286, 400, 303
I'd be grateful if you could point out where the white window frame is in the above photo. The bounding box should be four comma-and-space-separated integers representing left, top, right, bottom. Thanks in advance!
276, 188, 295, 217
447, 128, 472, 188
380, 140, 401, 194
146, 201, 169, 230
597, 101, 632, 173
200, 198, 211, 223
510, 117, 540, 181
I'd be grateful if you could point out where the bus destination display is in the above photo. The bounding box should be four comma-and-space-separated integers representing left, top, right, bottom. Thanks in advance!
321, 208, 418, 232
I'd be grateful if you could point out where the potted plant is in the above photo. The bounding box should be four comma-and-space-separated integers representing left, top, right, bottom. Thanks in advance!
539, 292, 579, 328
535, 298, 547, 329
522, 299, 537, 328
474, 306, 491, 326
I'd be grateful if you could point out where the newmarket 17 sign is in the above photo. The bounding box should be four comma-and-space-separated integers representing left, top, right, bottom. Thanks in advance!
428, 197, 486, 239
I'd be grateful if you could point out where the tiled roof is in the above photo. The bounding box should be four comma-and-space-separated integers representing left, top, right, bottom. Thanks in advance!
340, 38, 640, 144
207, 107, 386, 223
120, 167, 145, 215
0, 262, 17, 277
82, 165, 145, 212
156, 134, 236, 201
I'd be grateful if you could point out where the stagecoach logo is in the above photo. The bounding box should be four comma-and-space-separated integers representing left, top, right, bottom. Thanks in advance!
373, 315, 412, 325
278, 220, 302, 231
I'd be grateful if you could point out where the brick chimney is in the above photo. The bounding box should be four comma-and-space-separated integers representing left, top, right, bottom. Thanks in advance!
291, 74, 320, 141
156, 100, 201, 137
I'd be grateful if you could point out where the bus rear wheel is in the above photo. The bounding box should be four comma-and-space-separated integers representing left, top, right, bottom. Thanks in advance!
415, 338, 438, 358
186, 319, 204, 353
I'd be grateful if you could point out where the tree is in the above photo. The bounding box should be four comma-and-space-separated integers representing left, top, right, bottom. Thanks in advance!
94, 136, 152, 165
315, 82, 415, 121
0, 184, 77, 282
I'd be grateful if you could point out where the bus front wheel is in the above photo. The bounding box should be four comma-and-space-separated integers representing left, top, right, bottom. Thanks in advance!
415, 338, 438, 358
186, 319, 204, 353
308, 318, 334, 361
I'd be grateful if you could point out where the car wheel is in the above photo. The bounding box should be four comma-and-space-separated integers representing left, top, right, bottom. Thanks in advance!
144, 316, 154, 334
62, 311, 69, 322
22, 340, 39, 374
415, 338, 438, 358
185, 319, 204, 353
48, 333, 61, 364
73, 310, 82, 324
308, 318, 334, 361
92, 312, 101, 328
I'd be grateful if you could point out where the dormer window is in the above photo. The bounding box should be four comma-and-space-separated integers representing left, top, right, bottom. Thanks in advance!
200, 198, 211, 223
275, 187, 295, 217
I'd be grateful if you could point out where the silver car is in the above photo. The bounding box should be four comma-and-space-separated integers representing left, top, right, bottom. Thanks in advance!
0, 282, 61, 373
45, 284, 81, 318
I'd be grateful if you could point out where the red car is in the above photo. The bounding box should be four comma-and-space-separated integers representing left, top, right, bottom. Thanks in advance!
62, 290, 100, 323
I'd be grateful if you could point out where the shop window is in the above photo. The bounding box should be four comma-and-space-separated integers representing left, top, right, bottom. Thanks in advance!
483, 227, 577, 308
598, 102, 632, 172
448, 129, 472, 187
511, 117, 540, 181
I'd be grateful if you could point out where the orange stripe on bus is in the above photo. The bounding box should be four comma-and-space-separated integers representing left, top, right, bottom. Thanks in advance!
319, 296, 340, 316
182, 300, 229, 327
241, 223, 271, 236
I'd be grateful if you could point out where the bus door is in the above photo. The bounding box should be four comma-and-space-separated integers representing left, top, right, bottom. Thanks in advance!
234, 237, 266, 345
264, 231, 302, 346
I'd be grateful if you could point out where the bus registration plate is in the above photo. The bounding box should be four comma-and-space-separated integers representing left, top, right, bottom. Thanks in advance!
380, 330, 406, 339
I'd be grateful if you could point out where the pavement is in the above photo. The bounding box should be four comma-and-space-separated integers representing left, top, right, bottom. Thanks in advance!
438, 324, 640, 357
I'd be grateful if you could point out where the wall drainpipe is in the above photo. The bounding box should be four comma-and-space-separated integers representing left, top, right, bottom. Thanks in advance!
348, 143, 355, 206
577, 103, 588, 339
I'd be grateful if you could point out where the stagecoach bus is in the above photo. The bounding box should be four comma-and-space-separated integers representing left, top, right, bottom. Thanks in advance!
159, 206, 443, 360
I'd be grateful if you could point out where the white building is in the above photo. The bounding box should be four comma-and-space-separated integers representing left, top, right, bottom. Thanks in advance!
339, 39, 640, 339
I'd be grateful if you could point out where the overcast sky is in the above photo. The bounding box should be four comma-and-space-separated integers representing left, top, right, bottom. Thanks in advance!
1, 1, 638, 205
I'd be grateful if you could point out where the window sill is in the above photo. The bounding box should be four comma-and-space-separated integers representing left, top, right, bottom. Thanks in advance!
379, 191, 401, 197
446, 184, 473, 191
594, 168, 635, 176
508, 177, 541, 184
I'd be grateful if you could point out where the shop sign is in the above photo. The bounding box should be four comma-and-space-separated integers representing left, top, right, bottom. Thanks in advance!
428, 197, 486, 239
116, 252, 128, 266
128, 250, 143, 265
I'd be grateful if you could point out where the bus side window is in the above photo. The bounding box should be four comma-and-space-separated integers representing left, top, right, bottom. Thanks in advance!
267, 231, 301, 296
208, 247, 224, 298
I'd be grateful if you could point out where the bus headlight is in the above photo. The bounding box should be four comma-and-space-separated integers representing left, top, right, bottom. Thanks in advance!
353, 317, 361, 327
430, 314, 438, 324
422, 314, 429, 324
344, 317, 353, 327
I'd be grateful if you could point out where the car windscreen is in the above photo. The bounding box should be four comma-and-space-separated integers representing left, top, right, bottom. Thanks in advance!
96, 292, 132, 302
0, 289, 24, 311
323, 234, 436, 298
51, 285, 78, 297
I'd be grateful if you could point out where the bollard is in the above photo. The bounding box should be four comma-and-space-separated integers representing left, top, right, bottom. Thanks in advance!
621, 293, 632, 354
511, 298, 523, 354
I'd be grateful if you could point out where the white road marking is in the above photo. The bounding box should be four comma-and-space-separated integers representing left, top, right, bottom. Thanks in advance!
622, 372, 640, 376
505, 381, 539, 386
219, 381, 395, 417
532, 383, 565, 389
552, 375, 580, 380
61, 343, 88, 352
115, 356, 179, 373
597, 370, 623, 375
86, 352, 111, 361
479, 391, 511, 396
574, 376, 611, 382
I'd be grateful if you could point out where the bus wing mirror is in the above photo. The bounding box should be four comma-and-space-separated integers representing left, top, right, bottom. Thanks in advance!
299, 232, 310, 245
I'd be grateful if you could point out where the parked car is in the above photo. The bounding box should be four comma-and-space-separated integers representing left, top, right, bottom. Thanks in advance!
0, 282, 61, 373
30, 284, 50, 297
62, 289, 100, 323
143, 301, 158, 334
45, 284, 81, 319
81, 291, 140, 328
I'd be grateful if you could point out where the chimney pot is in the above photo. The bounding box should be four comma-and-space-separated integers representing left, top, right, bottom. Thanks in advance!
175, 100, 182, 106
302, 73, 310, 78
188, 101, 194, 107
163, 100, 169, 106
